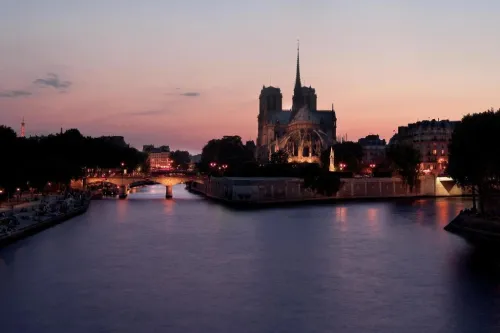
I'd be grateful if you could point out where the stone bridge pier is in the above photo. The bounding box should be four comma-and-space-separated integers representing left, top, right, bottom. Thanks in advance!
165, 186, 173, 199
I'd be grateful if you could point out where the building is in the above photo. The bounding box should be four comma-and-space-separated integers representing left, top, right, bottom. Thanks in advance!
143, 145, 169, 153
256, 44, 337, 163
390, 119, 459, 173
358, 134, 386, 165
143, 145, 172, 171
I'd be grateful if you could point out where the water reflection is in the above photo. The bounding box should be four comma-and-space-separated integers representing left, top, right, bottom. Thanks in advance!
0, 192, 490, 333
366, 207, 381, 235
335, 206, 348, 232
448, 248, 500, 332
436, 199, 450, 227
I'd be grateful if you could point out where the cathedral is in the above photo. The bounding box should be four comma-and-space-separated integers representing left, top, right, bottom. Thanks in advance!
256, 45, 337, 163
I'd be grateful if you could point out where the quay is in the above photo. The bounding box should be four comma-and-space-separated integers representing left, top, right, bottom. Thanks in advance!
0, 196, 90, 248
444, 209, 500, 250
187, 175, 468, 207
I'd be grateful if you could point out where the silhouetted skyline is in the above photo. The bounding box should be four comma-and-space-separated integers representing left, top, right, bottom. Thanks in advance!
1, 0, 499, 153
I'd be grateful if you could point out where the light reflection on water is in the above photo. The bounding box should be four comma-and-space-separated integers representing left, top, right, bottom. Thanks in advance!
1, 188, 495, 333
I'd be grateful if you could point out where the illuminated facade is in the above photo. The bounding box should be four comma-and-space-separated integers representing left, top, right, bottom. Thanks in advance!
256, 44, 336, 163
143, 145, 172, 171
390, 119, 459, 174
149, 152, 172, 171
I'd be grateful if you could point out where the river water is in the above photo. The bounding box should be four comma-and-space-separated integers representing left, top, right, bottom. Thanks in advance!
0, 185, 498, 333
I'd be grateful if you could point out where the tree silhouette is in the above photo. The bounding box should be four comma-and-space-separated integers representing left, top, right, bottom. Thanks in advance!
386, 144, 421, 191
321, 141, 362, 172
448, 109, 500, 212
0, 126, 146, 198
200, 136, 255, 174
170, 150, 191, 170
270, 150, 289, 164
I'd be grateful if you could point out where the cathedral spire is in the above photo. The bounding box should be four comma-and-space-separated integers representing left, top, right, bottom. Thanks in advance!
295, 40, 301, 92
292, 39, 304, 110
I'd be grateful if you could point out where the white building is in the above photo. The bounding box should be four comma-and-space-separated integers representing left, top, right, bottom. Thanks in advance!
390, 119, 459, 173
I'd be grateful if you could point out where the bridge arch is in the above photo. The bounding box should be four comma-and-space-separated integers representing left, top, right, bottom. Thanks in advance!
85, 174, 204, 199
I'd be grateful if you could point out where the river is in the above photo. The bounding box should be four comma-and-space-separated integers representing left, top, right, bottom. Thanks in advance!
0, 185, 498, 333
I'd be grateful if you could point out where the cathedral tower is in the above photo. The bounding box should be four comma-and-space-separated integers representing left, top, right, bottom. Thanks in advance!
258, 86, 282, 147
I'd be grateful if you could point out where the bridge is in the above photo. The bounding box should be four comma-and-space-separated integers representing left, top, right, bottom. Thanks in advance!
85, 173, 205, 198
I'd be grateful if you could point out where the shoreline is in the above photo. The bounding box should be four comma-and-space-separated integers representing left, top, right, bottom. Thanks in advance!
0, 200, 91, 248
444, 212, 500, 249
188, 186, 468, 209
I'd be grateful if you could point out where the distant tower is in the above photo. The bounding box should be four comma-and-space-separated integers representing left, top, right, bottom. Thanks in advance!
329, 147, 336, 172
20, 117, 25, 138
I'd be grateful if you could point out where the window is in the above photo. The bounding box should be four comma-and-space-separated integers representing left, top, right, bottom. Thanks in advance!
432, 149, 437, 155
441, 149, 445, 155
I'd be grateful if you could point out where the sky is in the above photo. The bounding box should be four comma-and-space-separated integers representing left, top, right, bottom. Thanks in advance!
1, 0, 499, 153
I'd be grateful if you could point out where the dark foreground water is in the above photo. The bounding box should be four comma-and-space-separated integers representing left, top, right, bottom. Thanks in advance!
1, 185, 499, 333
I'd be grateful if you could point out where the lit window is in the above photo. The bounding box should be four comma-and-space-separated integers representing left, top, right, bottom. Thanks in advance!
441, 150, 445, 155
432, 149, 437, 155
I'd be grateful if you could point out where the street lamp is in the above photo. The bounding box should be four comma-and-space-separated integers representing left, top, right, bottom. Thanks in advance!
221, 164, 228, 176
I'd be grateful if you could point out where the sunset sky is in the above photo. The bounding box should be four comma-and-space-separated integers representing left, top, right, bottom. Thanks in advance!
1, 0, 499, 153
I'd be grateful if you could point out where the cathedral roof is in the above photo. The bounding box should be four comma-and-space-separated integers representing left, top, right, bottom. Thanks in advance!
290, 105, 312, 123
267, 109, 335, 125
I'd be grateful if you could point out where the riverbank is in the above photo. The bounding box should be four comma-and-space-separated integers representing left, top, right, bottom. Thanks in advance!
0, 199, 90, 248
444, 211, 500, 249
187, 181, 466, 209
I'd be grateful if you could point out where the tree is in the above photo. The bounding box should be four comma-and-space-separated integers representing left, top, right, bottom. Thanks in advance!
0, 126, 147, 199
448, 109, 500, 213
302, 168, 341, 196
320, 141, 362, 172
200, 136, 255, 174
0, 125, 17, 142
386, 144, 421, 191
270, 150, 289, 164
170, 150, 191, 170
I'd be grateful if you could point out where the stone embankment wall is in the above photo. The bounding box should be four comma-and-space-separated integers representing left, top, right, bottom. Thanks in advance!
190, 175, 466, 204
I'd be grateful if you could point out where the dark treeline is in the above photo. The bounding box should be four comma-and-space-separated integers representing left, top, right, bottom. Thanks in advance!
448, 108, 500, 213
0, 126, 146, 195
